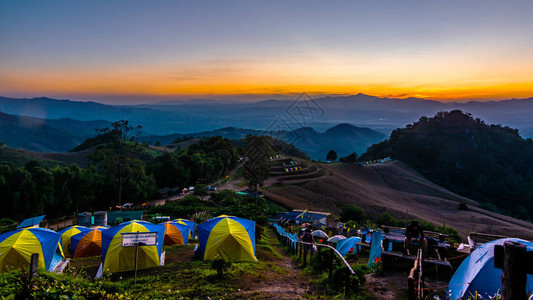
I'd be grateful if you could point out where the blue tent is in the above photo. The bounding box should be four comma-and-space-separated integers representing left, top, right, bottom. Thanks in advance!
336, 237, 361, 256
197, 216, 255, 260
101, 221, 165, 273
447, 238, 533, 299
17, 215, 46, 229
0, 227, 63, 273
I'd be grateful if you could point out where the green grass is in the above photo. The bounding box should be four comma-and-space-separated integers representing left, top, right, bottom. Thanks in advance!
0, 228, 293, 299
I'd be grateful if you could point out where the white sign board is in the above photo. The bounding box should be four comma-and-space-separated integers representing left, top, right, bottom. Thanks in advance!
122, 232, 158, 247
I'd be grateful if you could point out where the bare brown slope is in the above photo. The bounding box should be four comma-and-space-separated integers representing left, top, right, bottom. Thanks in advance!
263, 160, 533, 240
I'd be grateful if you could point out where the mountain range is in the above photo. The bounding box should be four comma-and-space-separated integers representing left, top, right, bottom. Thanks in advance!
140, 124, 386, 160
1, 94, 533, 139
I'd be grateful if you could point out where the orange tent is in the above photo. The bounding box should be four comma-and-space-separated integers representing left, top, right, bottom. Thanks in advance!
161, 222, 190, 246
71, 227, 108, 258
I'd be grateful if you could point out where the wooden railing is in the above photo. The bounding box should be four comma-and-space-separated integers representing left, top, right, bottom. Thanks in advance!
271, 224, 355, 277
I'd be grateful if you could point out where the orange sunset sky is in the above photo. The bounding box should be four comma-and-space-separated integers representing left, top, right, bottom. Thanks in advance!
1, 1, 533, 104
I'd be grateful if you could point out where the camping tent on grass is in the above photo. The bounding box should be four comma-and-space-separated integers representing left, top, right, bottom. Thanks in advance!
58, 226, 90, 256
71, 227, 108, 258
327, 235, 346, 244
197, 216, 256, 261
0, 228, 64, 273
174, 219, 196, 238
100, 221, 165, 273
160, 221, 190, 245
447, 238, 533, 299
336, 237, 362, 256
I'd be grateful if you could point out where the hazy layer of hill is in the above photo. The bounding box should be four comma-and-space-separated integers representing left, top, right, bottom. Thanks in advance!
362, 110, 533, 221
0, 143, 91, 167
2, 94, 533, 138
140, 124, 386, 160
0, 111, 110, 152
0, 111, 80, 152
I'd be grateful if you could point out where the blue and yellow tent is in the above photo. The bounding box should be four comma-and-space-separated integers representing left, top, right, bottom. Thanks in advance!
0, 228, 64, 273
101, 221, 165, 273
197, 216, 256, 261
174, 219, 196, 238
71, 227, 108, 259
160, 221, 189, 246
57, 225, 90, 255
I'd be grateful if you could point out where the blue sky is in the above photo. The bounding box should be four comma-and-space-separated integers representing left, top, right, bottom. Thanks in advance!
1, 0, 533, 104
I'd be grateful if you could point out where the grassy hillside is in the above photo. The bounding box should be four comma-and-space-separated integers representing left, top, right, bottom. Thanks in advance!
361, 110, 533, 221
263, 160, 533, 240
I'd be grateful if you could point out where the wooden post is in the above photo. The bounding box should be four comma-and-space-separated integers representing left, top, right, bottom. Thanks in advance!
328, 248, 334, 279
501, 242, 527, 300
407, 251, 419, 300
303, 245, 307, 267
134, 231, 139, 284
30, 253, 39, 279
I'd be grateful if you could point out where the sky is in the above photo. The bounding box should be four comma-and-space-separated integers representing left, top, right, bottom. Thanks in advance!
1, 0, 533, 104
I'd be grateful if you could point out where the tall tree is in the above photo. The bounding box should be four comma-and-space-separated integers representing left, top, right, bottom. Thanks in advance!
326, 149, 338, 161
89, 120, 153, 208
242, 135, 276, 203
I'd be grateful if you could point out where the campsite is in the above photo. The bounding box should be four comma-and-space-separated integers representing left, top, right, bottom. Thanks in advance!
3, 2, 533, 297
2, 159, 533, 300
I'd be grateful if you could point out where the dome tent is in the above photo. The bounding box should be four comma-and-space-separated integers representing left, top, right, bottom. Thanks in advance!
100, 221, 165, 273
57, 225, 91, 256
336, 237, 362, 256
447, 238, 533, 299
197, 215, 256, 261
0, 228, 64, 273
174, 219, 196, 238
71, 227, 108, 258
160, 221, 190, 245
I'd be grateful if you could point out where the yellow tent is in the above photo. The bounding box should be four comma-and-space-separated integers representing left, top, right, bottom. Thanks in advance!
0, 228, 64, 273
197, 216, 256, 261
57, 226, 90, 256
100, 221, 165, 273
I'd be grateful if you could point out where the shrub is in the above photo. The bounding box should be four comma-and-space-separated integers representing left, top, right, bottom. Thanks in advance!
340, 204, 365, 223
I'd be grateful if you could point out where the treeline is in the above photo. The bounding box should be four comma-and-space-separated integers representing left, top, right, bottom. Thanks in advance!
361, 110, 533, 221
147, 137, 238, 189
147, 190, 285, 225
0, 133, 239, 220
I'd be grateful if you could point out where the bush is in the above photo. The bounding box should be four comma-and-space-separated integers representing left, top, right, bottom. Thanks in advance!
375, 212, 402, 227
330, 265, 366, 297
340, 204, 365, 223
211, 259, 232, 278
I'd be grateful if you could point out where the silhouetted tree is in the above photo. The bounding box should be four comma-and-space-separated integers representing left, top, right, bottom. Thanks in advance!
340, 152, 358, 163
326, 150, 338, 161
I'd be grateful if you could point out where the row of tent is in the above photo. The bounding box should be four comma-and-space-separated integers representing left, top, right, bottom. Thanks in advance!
0, 215, 256, 275
274, 223, 533, 299
58, 218, 195, 259
272, 224, 362, 257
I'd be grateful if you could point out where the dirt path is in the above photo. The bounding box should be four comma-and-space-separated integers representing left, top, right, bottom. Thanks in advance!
234, 228, 317, 299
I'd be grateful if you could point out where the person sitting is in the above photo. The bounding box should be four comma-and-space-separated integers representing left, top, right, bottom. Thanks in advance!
404, 220, 427, 255
301, 228, 314, 243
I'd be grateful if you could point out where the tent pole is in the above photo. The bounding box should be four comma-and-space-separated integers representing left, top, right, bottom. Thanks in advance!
134, 231, 139, 284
